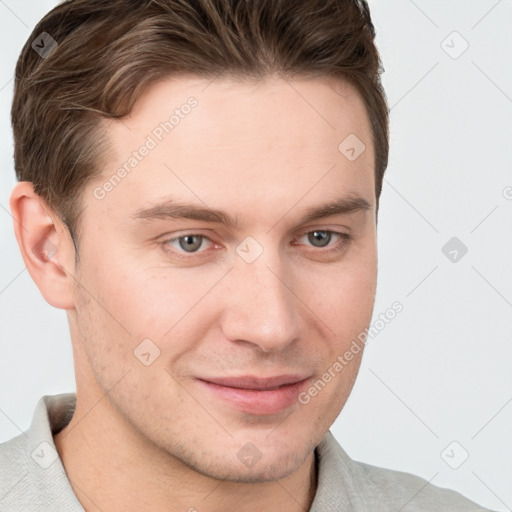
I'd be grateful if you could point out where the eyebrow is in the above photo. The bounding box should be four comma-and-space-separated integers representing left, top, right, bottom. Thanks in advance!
131, 195, 372, 227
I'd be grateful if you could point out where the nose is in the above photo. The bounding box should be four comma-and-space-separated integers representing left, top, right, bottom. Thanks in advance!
220, 249, 301, 353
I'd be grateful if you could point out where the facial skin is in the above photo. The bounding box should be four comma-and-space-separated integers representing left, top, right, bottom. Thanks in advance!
11, 75, 377, 511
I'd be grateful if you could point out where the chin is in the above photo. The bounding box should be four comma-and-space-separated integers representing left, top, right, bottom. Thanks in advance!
171, 435, 316, 483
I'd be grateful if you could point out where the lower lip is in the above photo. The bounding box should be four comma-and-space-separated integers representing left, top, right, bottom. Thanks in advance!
197, 378, 310, 415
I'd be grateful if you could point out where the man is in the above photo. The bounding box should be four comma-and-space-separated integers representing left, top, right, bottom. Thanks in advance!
0, 0, 497, 510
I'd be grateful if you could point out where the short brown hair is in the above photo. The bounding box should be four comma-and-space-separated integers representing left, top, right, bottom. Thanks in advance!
12, 0, 388, 246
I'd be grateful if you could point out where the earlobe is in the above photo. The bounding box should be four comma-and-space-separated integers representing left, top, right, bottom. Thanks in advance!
9, 181, 76, 310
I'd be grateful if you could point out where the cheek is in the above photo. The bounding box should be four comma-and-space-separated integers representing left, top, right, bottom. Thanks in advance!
297, 247, 377, 334
75, 249, 226, 373
80, 247, 195, 334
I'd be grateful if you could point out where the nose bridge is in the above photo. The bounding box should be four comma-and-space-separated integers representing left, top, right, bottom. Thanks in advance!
220, 245, 300, 351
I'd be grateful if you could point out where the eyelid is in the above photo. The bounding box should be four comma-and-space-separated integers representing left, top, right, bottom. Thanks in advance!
296, 224, 351, 237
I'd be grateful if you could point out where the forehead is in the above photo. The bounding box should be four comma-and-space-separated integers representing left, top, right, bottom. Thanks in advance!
119, 74, 371, 151
89, 75, 375, 226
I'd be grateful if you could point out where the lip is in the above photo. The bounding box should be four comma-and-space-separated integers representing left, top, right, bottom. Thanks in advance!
196, 374, 311, 415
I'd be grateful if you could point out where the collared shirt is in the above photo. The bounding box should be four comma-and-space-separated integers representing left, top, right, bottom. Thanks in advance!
0, 394, 495, 511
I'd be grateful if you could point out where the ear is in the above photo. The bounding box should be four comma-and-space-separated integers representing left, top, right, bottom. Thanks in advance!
9, 181, 76, 310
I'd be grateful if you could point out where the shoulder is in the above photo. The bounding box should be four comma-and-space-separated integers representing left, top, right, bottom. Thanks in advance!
0, 394, 82, 511
0, 431, 32, 506
315, 431, 496, 512
354, 459, 493, 511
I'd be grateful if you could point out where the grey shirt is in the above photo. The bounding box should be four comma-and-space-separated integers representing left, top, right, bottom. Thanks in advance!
0, 394, 495, 511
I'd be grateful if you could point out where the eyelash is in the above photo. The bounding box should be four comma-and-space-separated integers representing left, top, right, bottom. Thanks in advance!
161, 230, 352, 260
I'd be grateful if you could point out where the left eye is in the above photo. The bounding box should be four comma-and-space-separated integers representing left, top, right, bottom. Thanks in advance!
165, 234, 212, 253
296, 230, 347, 249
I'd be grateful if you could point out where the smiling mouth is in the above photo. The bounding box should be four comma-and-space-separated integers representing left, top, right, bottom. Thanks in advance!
199, 374, 310, 389
196, 374, 312, 415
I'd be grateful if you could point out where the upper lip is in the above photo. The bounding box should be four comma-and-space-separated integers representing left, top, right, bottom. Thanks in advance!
199, 374, 310, 390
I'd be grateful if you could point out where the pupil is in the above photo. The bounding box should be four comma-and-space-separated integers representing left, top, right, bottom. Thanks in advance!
310, 231, 330, 247
180, 235, 202, 252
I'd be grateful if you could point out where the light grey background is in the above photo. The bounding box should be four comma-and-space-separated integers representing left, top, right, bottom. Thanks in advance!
1, 1, 511, 510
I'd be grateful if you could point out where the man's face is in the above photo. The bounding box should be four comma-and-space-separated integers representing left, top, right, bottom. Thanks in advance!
68, 75, 377, 482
